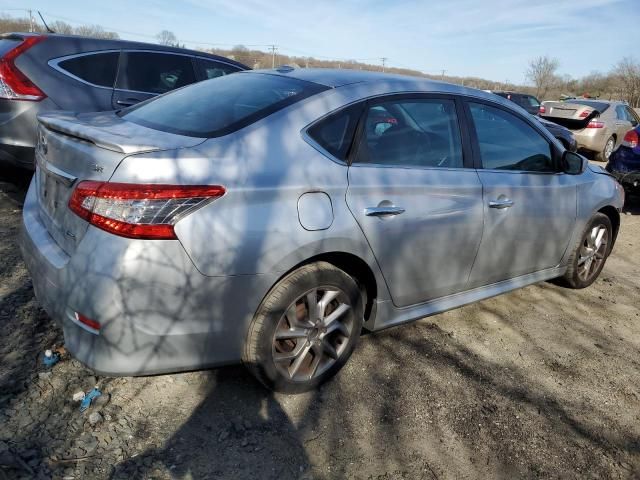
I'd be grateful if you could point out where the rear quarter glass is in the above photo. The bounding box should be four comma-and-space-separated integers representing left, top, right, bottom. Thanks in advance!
121, 73, 328, 138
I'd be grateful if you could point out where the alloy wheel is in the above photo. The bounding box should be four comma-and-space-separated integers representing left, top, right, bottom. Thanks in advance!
272, 287, 354, 382
577, 225, 609, 282
604, 138, 615, 160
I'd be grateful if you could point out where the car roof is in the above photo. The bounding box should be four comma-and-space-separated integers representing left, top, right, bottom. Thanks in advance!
0, 32, 249, 69
246, 67, 511, 104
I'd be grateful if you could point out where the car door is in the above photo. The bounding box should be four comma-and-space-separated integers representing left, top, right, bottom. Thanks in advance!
112, 51, 196, 109
345, 95, 484, 307
465, 100, 577, 287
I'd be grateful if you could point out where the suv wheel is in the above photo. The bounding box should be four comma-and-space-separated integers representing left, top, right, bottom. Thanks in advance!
243, 262, 363, 393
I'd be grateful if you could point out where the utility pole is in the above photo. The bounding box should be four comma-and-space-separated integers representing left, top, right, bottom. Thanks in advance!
441, 69, 446, 81
28, 10, 34, 32
268, 45, 278, 68
381, 57, 387, 72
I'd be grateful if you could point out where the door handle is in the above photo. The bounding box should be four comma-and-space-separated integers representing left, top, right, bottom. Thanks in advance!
364, 206, 406, 217
489, 199, 514, 209
116, 99, 138, 107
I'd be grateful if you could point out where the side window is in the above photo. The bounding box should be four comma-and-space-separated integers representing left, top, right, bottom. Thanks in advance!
307, 104, 362, 161
616, 105, 627, 120
625, 107, 639, 124
116, 52, 196, 94
469, 102, 554, 172
525, 96, 540, 108
197, 58, 241, 79
353, 98, 463, 168
57, 52, 119, 88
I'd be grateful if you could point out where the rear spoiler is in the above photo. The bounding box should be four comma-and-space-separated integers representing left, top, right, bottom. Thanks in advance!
37, 112, 163, 154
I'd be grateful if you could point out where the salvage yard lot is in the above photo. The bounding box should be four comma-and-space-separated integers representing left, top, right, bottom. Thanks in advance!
1, 166, 639, 480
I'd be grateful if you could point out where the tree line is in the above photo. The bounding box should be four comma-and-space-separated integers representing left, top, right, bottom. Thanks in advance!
1, 14, 638, 106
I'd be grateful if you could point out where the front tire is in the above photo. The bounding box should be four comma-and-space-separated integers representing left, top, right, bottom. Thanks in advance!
243, 262, 363, 393
560, 213, 612, 289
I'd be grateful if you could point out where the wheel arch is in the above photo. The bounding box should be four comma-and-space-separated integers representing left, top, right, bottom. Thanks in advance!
598, 205, 620, 246
272, 251, 379, 326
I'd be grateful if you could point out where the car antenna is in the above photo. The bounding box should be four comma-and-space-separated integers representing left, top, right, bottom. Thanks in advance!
37, 11, 55, 33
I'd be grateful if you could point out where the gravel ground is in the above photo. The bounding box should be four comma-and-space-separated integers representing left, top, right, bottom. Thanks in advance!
1, 165, 639, 480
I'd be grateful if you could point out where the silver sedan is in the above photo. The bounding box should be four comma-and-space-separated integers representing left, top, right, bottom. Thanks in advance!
21, 68, 624, 392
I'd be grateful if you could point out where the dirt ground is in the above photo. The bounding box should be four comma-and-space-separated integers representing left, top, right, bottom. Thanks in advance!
1, 165, 639, 480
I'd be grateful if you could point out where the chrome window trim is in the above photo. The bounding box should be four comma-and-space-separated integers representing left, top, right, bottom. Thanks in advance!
49, 49, 242, 94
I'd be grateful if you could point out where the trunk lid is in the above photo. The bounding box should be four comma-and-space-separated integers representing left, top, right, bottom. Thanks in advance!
540, 101, 599, 130
35, 111, 205, 255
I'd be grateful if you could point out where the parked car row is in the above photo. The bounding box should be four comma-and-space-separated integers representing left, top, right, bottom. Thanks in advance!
18, 61, 624, 391
489, 91, 577, 151
0, 32, 248, 169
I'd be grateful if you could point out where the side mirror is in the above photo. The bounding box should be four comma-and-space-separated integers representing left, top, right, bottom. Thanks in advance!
561, 150, 585, 175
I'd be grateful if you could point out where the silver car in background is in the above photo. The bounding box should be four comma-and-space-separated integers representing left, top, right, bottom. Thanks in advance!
21, 69, 624, 392
541, 99, 640, 161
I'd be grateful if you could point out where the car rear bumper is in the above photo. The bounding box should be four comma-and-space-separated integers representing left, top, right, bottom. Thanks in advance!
20, 179, 277, 376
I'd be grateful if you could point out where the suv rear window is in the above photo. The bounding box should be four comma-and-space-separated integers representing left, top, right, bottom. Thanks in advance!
122, 72, 328, 138
58, 52, 119, 88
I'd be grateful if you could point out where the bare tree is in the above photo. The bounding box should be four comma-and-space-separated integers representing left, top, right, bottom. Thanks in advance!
525, 56, 560, 99
156, 30, 178, 46
613, 57, 640, 107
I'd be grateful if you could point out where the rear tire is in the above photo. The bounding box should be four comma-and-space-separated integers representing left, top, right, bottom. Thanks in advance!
595, 136, 615, 162
243, 262, 363, 393
560, 213, 612, 289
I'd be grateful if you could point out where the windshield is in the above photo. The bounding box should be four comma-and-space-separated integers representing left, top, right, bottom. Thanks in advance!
121, 72, 327, 138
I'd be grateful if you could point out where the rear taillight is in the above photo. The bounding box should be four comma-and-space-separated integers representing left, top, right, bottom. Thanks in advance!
586, 120, 605, 129
622, 129, 639, 148
579, 110, 591, 118
0, 36, 47, 101
539, 105, 546, 114
68, 182, 225, 240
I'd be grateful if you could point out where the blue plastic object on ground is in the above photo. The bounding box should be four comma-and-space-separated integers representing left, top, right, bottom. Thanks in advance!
80, 387, 102, 412
43, 349, 60, 367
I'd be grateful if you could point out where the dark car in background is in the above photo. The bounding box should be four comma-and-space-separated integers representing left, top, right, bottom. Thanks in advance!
0, 32, 248, 169
491, 91, 541, 115
534, 115, 578, 151
606, 126, 640, 195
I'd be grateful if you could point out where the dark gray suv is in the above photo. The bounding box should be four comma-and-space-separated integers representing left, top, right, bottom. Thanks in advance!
0, 32, 248, 169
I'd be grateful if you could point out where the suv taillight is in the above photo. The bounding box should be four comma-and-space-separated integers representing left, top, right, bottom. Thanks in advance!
69, 182, 226, 240
622, 129, 639, 148
0, 36, 47, 101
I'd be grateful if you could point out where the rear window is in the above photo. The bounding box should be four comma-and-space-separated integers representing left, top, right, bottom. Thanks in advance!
307, 104, 363, 160
58, 52, 119, 88
565, 100, 610, 113
122, 73, 328, 138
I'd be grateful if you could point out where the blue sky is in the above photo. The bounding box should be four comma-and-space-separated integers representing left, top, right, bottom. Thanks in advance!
1, 0, 638, 83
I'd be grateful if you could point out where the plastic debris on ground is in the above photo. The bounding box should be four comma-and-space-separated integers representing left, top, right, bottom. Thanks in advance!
79, 387, 102, 412
42, 349, 60, 367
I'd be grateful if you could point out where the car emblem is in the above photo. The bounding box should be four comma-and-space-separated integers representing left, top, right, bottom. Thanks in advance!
93, 164, 104, 173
